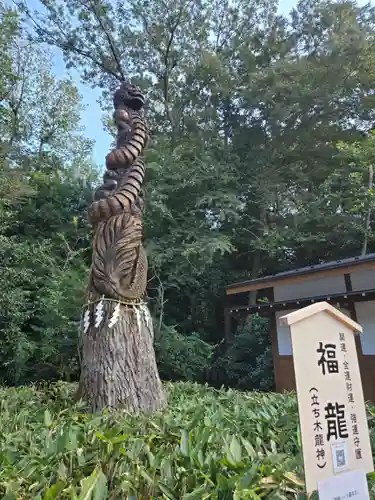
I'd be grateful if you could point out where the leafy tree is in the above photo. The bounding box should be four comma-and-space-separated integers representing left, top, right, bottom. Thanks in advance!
336, 131, 375, 256
208, 316, 274, 392
0, 3, 19, 117
154, 323, 214, 382
19, 0, 241, 325
7, 0, 375, 390
0, 7, 97, 384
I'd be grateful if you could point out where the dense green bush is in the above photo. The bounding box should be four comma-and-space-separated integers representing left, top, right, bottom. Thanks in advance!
0, 382, 337, 497
0, 235, 55, 385
208, 316, 274, 392
0, 230, 87, 386
154, 315, 275, 391
1, 382, 375, 498
154, 323, 214, 382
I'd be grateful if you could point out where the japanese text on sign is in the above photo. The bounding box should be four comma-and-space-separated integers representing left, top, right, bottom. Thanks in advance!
339, 331, 363, 461
317, 342, 339, 375
316, 336, 351, 472
281, 301, 374, 494
310, 387, 327, 469
325, 402, 348, 441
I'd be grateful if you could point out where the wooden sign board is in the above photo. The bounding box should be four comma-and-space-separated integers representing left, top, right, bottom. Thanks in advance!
279, 302, 373, 494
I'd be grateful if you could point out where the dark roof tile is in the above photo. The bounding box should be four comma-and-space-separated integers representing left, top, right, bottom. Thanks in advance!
226, 253, 375, 290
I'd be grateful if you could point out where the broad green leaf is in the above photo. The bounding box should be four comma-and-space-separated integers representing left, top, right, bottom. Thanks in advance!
230, 435, 242, 463
44, 480, 65, 500
93, 471, 108, 500
284, 471, 305, 487
58, 461, 67, 480
238, 464, 258, 489
158, 483, 178, 500
182, 486, 209, 499
78, 468, 107, 500
139, 468, 154, 484
241, 438, 257, 459
77, 448, 86, 466
44, 409, 52, 427
180, 429, 190, 457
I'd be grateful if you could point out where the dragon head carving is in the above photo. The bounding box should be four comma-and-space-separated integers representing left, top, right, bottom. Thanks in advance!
113, 81, 145, 111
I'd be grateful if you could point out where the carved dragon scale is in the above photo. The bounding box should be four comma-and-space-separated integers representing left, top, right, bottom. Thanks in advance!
78, 81, 165, 413
87, 81, 149, 303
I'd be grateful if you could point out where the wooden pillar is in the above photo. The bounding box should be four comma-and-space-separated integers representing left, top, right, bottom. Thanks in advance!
268, 287, 281, 392
270, 310, 281, 392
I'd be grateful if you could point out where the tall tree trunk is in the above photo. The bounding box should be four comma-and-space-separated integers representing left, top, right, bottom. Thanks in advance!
79, 300, 165, 412
243, 206, 266, 330
244, 249, 261, 330
77, 81, 165, 413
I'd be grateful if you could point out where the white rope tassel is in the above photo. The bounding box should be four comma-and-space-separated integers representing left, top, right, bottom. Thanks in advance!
94, 300, 105, 328
140, 302, 153, 339
83, 308, 90, 333
108, 302, 121, 328
134, 305, 142, 332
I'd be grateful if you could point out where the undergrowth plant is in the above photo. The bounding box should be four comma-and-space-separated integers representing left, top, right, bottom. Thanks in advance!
1, 382, 375, 499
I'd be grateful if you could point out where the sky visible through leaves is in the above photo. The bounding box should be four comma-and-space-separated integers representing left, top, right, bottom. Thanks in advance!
8, 0, 368, 168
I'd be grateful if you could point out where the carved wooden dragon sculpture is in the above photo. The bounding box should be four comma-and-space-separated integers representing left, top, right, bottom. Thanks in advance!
87, 81, 149, 302
78, 81, 165, 414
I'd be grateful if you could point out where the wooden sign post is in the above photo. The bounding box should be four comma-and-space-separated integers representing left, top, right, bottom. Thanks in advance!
279, 302, 373, 495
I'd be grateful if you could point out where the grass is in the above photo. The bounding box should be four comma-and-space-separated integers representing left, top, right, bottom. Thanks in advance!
0, 381, 375, 499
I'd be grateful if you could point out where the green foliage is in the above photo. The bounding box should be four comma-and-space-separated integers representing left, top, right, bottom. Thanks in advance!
30, 258, 88, 382
28, 0, 375, 331
0, 235, 52, 384
0, 226, 87, 385
0, 7, 97, 385
155, 324, 214, 382
3, 381, 366, 498
3, 0, 375, 395
210, 317, 274, 392
0, 4, 19, 115
336, 131, 375, 255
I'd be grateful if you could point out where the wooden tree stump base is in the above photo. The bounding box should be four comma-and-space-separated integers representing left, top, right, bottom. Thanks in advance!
77, 299, 166, 413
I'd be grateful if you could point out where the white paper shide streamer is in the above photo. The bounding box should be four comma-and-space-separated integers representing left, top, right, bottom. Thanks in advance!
134, 305, 141, 332
83, 298, 153, 334
108, 302, 121, 328
83, 308, 90, 333
139, 302, 153, 338
94, 300, 105, 328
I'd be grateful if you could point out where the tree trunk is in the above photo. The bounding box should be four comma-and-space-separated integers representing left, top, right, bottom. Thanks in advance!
78, 299, 165, 413
77, 80, 165, 413
244, 247, 262, 330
